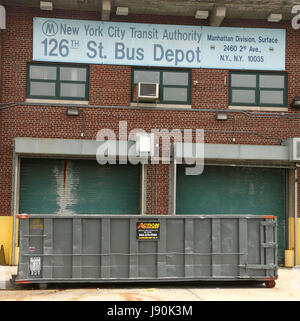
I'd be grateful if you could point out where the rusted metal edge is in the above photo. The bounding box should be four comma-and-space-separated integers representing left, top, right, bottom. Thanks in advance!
15, 280, 30, 284
16, 214, 29, 219
264, 276, 278, 281
262, 215, 277, 220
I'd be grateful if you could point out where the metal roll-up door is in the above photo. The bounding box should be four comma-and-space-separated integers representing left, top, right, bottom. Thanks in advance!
176, 165, 286, 264
19, 158, 141, 215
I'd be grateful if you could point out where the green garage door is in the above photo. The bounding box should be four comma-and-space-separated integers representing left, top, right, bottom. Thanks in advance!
19, 158, 141, 215
176, 165, 286, 264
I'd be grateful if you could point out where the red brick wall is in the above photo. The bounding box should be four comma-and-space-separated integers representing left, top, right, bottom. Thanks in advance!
0, 6, 300, 216
146, 164, 169, 215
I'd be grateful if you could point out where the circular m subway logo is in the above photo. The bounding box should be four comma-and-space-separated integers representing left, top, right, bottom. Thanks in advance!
42, 20, 58, 36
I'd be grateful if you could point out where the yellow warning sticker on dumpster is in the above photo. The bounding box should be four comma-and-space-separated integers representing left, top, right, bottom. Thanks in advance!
136, 222, 160, 240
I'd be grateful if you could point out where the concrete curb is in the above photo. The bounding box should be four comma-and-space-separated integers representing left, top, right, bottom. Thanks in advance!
0, 266, 18, 289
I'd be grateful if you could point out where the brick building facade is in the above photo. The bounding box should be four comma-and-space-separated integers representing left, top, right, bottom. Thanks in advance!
0, 2, 299, 266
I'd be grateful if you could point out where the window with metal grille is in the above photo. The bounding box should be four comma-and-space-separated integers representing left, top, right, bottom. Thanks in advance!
27, 63, 89, 101
229, 71, 287, 107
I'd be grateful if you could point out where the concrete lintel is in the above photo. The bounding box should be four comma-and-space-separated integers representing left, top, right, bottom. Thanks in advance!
0, 5, 6, 30
205, 143, 289, 162
14, 137, 94, 157
14, 138, 290, 163
13, 137, 150, 162
210, 6, 226, 27
101, 0, 111, 21
174, 142, 289, 162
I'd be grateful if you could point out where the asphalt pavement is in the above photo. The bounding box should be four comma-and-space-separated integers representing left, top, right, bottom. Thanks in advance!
0, 267, 300, 301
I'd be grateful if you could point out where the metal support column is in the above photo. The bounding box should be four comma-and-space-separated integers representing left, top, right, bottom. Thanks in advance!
295, 167, 299, 267
12, 154, 20, 266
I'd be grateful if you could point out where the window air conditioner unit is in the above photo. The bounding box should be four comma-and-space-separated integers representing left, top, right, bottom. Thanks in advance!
137, 82, 159, 102
282, 138, 300, 161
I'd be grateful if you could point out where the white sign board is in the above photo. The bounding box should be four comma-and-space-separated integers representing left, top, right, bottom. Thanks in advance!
33, 17, 286, 70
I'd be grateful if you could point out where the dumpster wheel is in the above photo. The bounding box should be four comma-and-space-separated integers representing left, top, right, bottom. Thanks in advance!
264, 280, 276, 288
38, 283, 48, 290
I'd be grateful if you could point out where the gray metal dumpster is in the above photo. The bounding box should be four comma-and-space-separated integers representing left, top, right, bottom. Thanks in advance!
13, 214, 278, 288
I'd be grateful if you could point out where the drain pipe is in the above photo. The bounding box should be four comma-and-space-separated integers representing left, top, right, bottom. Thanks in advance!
141, 163, 145, 215
155, 164, 158, 215
173, 159, 177, 215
